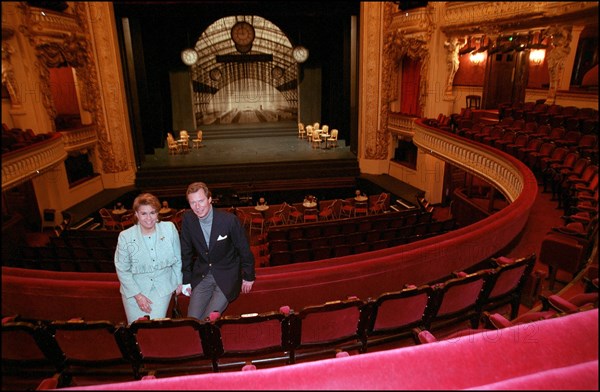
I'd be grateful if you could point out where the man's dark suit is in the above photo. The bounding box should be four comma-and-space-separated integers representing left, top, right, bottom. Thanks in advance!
180, 208, 255, 302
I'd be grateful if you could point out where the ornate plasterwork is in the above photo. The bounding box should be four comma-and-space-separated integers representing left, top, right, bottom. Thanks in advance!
1, 28, 20, 106
2, 134, 67, 192
442, 2, 545, 33
545, 25, 572, 103
75, 2, 130, 173
443, 37, 461, 95
15, 2, 127, 173
361, 2, 386, 160
441, 2, 597, 35
413, 122, 526, 202
375, 3, 432, 160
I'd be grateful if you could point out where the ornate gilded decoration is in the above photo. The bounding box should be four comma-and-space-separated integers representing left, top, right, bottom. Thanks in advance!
443, 37, 461, 95
15, 2, 129, 173
413, 122, 527, 202
2, 134, 67, 192
84, 2, 132, 173
379, 6, 431, 157
1, 28, 20, 105
545, 25, 572, 103
361, 2, 386, 160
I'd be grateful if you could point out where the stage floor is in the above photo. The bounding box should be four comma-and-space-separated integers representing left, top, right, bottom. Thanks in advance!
140, 135, 355, 168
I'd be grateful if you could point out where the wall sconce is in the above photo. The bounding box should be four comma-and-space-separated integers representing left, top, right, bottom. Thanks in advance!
529, 49, 545, 65
470, 52, 485, 65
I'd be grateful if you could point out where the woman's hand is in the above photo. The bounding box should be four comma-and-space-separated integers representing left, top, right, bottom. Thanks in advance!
175, 284, 183, 295
134, 293, 153, 313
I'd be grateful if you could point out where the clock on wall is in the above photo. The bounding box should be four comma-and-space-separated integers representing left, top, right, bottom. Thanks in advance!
181, 48, 198, 66
271, 66, 284, 79
209, 68, 222, 81
292, 45, 309, 63
231, 21, 255, 47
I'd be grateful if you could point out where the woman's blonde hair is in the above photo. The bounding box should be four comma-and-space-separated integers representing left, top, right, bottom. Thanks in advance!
132, 193, 160, 224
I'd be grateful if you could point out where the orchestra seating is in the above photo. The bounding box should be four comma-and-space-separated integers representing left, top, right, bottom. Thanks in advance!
9, 202, 455, 272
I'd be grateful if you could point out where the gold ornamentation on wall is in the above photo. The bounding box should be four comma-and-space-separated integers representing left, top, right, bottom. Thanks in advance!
15, 2, 130, 174
545, 25, 572, 103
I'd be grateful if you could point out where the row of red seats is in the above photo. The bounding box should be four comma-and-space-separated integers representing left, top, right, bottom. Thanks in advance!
498, 102, 598, 131
2, 253, 539, 388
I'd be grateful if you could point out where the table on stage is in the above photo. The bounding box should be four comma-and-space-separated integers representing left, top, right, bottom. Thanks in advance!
320, 132, 331, 149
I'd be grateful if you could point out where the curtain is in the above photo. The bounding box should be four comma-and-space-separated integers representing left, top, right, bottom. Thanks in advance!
400, 57, 421, 116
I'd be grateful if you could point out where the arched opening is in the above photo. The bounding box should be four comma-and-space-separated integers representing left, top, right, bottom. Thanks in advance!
189, 15, 298, 126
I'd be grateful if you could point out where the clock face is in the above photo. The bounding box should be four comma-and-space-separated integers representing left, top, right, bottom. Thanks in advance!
231, 21, 255, 47
181, 48, 198, 66
271, 66, 284, 79
292, 46, 309, 63
209, 68, 222, 81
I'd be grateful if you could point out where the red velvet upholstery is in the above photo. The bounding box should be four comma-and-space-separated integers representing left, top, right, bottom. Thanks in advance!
52, 309, 598, 390
44, 319, 135, 387
212, 308, 293, 370
539, 233, 585, 290
480, 253, 536, 319
365, 285, 434, 349
1, 320, 59, 390
288, 297, 371, 363
125, 317, 217, 377
425, 269, 493, 331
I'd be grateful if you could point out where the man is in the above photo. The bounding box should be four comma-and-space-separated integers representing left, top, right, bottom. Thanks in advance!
180, 182, 255, 321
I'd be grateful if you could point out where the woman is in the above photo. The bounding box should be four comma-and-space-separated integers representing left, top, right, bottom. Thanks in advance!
115, 193, 183, 324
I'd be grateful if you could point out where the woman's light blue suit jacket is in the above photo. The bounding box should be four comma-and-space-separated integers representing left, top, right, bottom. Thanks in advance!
115, 221, 182, 299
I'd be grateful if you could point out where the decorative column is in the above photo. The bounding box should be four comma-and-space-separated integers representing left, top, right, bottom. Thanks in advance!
359, 1, 387, 162
81, 2, 135, 186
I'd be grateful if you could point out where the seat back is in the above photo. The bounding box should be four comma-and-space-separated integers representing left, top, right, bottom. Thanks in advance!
98, 208, 112, 220
46, 319, 135, 384
126, 317, 216, 377
546, 126, 565, 141
289, 298, 371, 363
481, 253, 536, 319
577, 134, 597, 149
366, 285, 434, 349
212, 308, 292, 370
425, 269, 492, 331
2, 319, 60, 383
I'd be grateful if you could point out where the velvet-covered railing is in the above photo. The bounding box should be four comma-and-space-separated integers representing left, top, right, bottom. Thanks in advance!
1, 120, 538, 322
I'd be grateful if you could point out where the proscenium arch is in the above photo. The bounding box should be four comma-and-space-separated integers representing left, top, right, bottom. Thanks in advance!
190, 15, 298, 124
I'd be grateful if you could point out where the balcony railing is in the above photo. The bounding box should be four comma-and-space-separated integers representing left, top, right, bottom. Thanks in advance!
2, 133, 67, 192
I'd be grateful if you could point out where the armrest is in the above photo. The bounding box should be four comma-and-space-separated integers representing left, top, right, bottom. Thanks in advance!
567, 178, 590, 184
550, 226, 586, 238
562, 214, 591, 224
575, 194, 597, 203
574, 185, 594, 192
